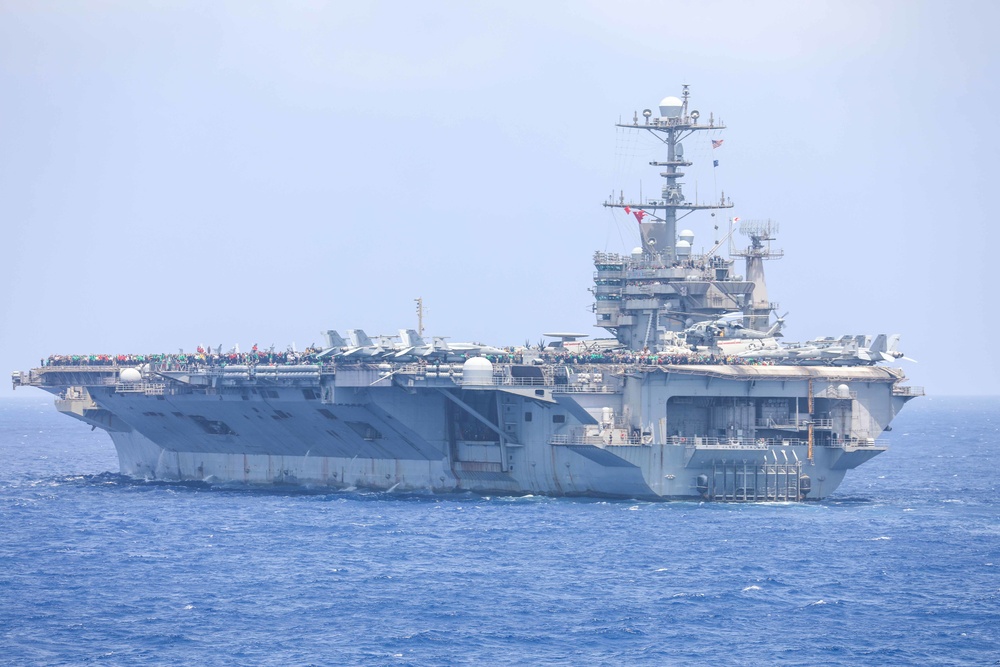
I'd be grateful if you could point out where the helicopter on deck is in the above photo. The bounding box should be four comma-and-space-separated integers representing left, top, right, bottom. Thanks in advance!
682, 312, 786, 355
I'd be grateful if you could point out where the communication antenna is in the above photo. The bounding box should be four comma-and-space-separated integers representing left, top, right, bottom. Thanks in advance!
414, 298, 425, 336
732, 219, 783, 260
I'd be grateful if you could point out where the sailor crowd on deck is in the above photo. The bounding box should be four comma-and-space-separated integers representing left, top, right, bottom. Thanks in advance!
42, 348, 775, 368
42, 349, 320, 369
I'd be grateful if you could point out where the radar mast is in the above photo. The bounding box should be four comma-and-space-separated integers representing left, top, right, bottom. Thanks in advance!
603, 84, 733, 262
730, 220, 783, 331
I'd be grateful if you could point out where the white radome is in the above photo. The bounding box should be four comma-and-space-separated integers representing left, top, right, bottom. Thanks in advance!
659, 96, 683, 118
119, 368, 142, 383
462, 357, 494, 386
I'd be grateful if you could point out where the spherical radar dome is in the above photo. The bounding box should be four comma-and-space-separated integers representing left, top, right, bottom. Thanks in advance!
659, 96, 683, 118
120, 368, 142, 383
462, 357, 494, 386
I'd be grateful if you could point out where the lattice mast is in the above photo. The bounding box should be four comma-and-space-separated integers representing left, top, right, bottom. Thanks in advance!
730, 220, 783, 331
603, 85, 733, 262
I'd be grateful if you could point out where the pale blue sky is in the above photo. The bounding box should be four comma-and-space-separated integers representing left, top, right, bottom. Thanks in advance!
2, 0, 998, 395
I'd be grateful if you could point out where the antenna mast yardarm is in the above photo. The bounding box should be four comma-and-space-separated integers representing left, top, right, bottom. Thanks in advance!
604, 84, 733, 262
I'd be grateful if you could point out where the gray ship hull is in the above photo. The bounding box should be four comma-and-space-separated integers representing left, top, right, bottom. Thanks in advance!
104, 429, 856, 501
30, 361, 917, 501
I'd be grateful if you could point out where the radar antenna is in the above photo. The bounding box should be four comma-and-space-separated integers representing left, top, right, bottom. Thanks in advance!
731, 220, 784, 330
603, 85, 732, 262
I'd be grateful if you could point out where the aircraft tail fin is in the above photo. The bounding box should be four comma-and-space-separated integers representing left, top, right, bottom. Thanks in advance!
399, 329, 425, 348
348, 329, 373, 347
324, 330, 348, 349
868, 333, 887, 354
374, 335, 397, 349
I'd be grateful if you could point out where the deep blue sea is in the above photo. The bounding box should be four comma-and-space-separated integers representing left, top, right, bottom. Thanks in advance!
1, 395, 997, 666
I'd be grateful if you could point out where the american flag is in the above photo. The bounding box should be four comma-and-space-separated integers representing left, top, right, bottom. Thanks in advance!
712, 139, 724, 149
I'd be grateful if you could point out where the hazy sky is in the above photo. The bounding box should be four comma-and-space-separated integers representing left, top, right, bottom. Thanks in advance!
2, 0, 998, 396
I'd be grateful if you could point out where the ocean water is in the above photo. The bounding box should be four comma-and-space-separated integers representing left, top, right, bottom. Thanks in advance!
0, 396, 997, 666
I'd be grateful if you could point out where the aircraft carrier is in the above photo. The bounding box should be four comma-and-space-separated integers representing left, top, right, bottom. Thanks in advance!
12, 87, 922, 501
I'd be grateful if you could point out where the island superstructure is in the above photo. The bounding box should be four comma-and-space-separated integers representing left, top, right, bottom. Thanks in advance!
12, 87, 922, 501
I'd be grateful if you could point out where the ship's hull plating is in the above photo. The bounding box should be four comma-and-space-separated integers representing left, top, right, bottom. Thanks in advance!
108, 428, 856, 500
54, 364, 909, 501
